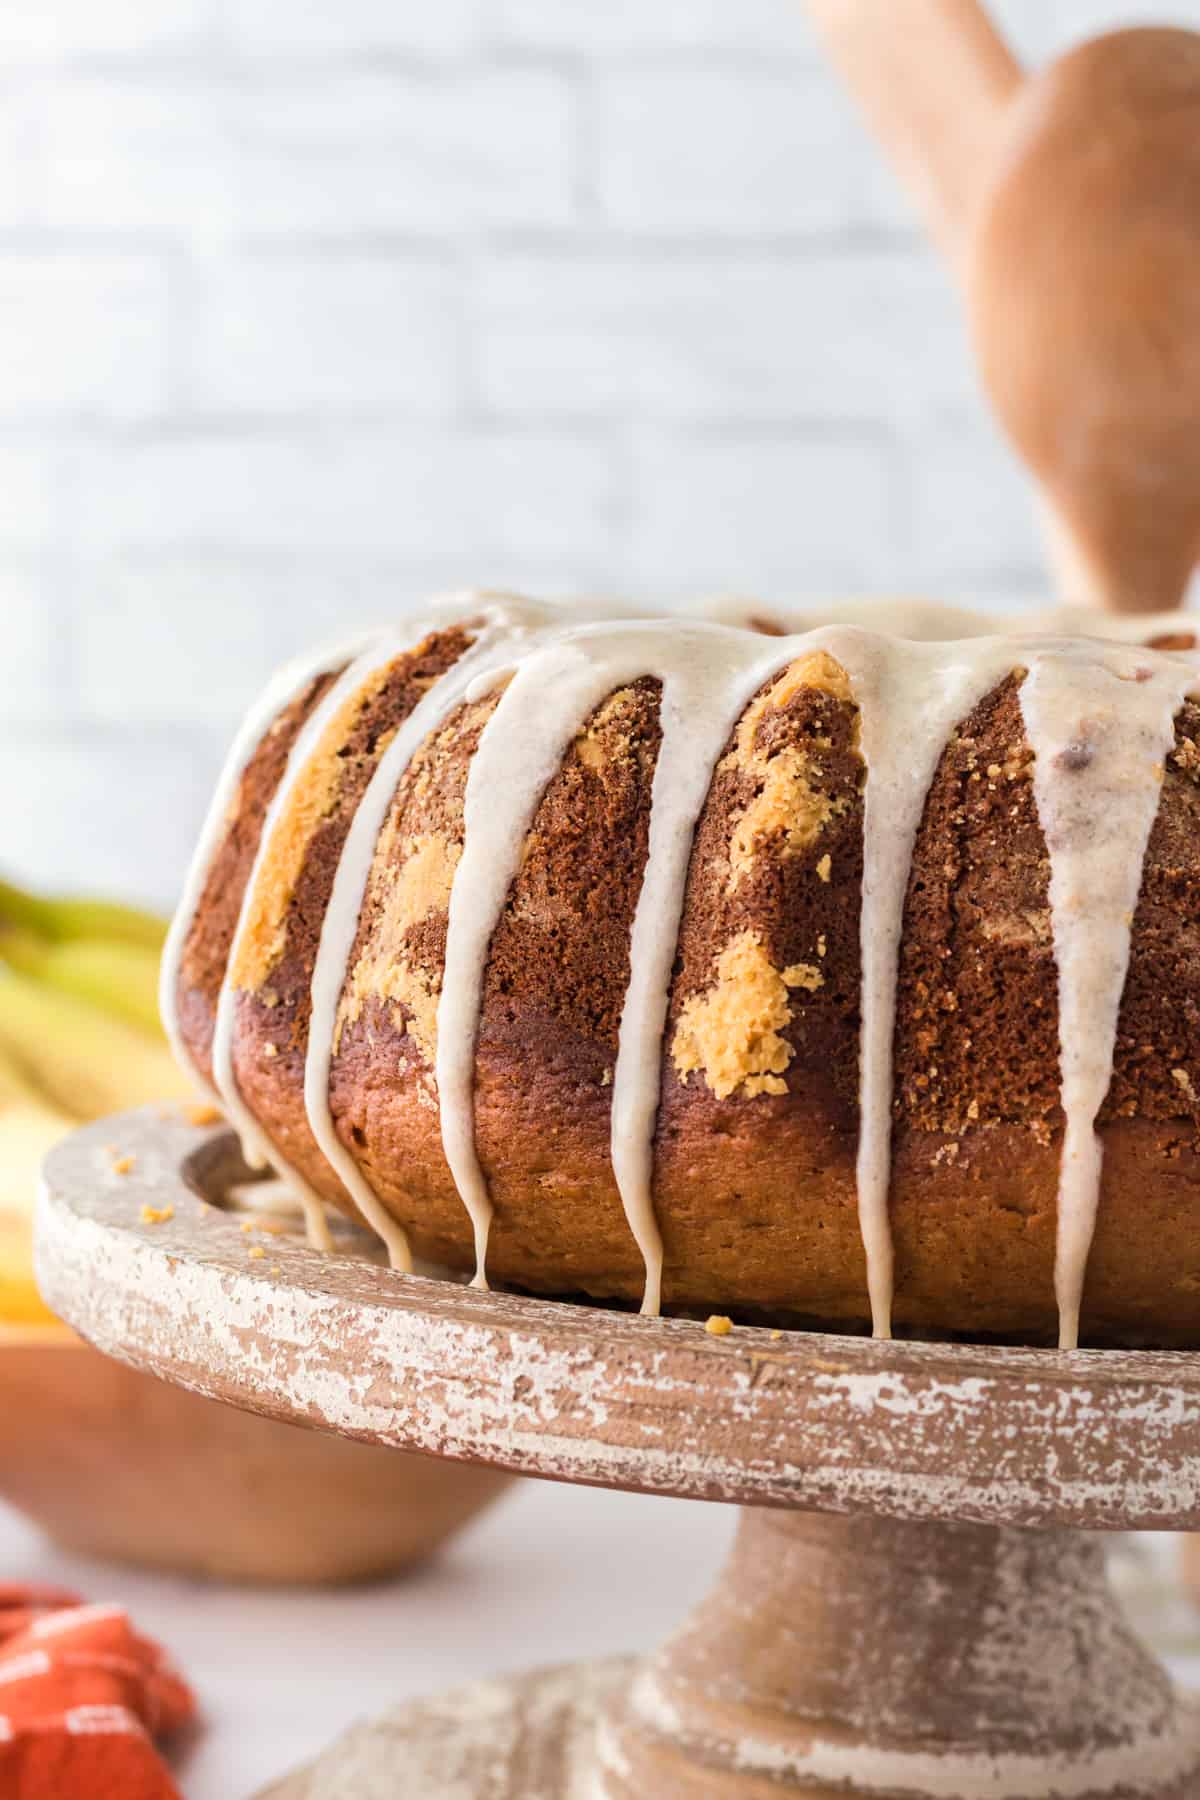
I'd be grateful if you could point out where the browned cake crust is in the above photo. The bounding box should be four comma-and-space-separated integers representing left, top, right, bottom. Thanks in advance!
177, 633, 1200, 1344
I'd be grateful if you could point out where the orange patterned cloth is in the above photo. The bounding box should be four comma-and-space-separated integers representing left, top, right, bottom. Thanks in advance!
0, 1586, 194, 1799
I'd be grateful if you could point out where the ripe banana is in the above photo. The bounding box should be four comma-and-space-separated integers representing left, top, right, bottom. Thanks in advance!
0, 931, 162, 1037
0, 967, 192, 1122
0, 1040, 73, 1324
0, 877, 167, 951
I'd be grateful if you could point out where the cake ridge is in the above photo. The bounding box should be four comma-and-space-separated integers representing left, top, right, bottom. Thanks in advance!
212, 636, 406, 1250
306, 607, 551, 1277
158, 626, 379, 1113
1020, 651, 1192, 1347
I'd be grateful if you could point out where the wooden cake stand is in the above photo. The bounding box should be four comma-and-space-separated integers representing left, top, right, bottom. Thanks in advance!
35, 1109, 1200, 1797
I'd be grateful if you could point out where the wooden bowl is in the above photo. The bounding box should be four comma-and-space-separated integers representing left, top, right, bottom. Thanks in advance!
0, 1321, 511, 1585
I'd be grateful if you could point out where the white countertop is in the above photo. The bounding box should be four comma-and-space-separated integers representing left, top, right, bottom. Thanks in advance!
5, 1480, 1200, 1799
0, 1476, 736, 1798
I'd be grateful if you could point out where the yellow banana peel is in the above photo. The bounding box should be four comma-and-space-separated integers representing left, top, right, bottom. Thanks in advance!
0, 967, 191, 1123
0, 931, 163, 1037
0, 1042, 74, 1325
0, 876, 168, 950
0, 1212, 55, 1325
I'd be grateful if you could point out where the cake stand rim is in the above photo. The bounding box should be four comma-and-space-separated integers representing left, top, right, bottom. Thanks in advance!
36, 1108, 1200, 1530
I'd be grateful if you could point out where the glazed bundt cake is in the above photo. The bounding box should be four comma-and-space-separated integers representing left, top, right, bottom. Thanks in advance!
162, 595, 1200, 1349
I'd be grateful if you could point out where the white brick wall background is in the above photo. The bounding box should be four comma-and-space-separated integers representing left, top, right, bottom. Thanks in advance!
0, 0, 1192, 906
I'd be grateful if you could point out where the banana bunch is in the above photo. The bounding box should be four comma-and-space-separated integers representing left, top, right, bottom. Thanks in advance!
0, 879, 193, 1324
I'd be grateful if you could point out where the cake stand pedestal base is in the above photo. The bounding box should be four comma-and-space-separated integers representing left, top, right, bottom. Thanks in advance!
258, 1660, 631, 1799
258, 1509, 1200, 1798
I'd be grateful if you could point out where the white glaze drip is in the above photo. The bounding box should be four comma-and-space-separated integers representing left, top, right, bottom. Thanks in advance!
304, 600, 554, 1272
1019, 646, 1193, 1349
828, 631, 1020, 1338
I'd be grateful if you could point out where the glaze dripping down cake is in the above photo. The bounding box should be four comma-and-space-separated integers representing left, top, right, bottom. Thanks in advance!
162, 596, 1200, 1349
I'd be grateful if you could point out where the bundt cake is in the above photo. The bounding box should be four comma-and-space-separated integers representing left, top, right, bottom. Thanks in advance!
161, 595, 1200, 1349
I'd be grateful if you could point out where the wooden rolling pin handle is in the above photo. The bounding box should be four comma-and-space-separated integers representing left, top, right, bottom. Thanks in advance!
804, 0, 1022, 273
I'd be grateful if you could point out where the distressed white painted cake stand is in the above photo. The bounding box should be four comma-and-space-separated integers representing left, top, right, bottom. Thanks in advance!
36, 1109, 1200, 1798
